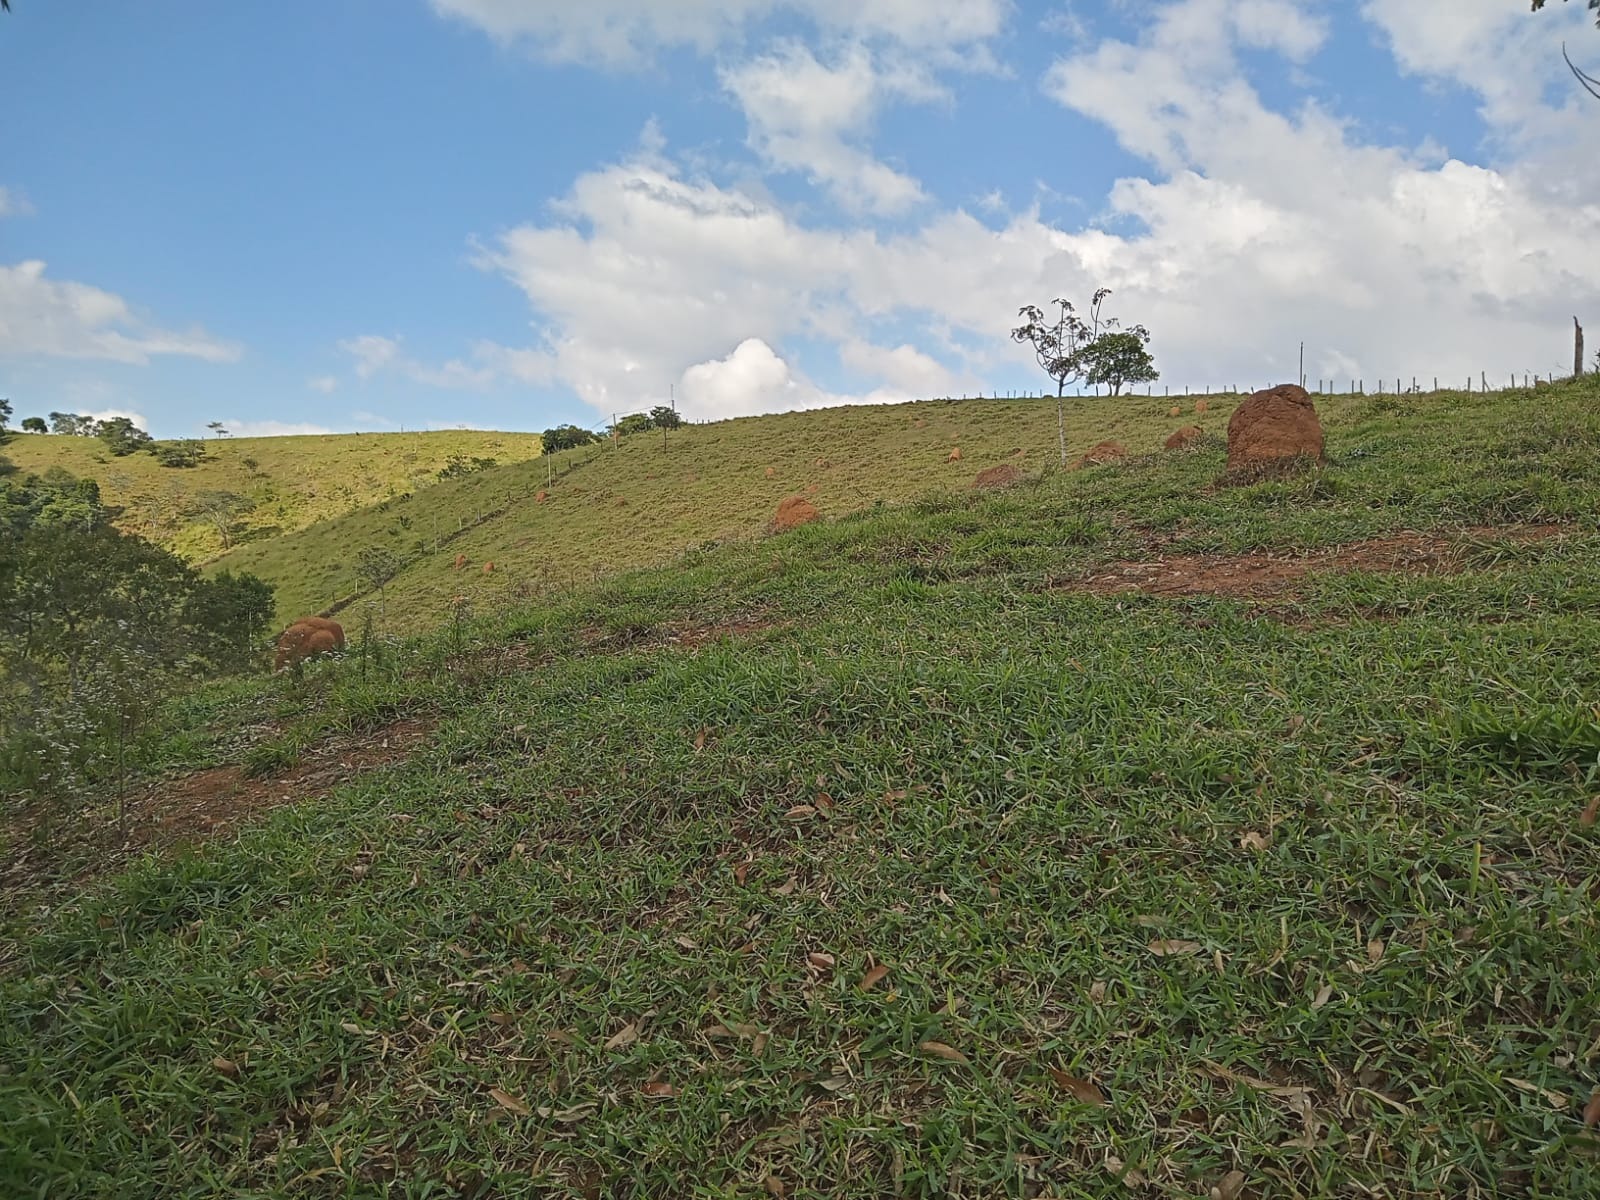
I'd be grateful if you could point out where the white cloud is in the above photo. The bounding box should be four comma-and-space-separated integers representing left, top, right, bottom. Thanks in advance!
337, 333, 523, 390
428, 0, 1007, 64
0, 186, 34, 218
839, 338, 968, 396
721, 42, 932, 214
0, 260, 241, 365
308, 375, 339, 394
679, 337, 911, 421
219, 419, 339, 438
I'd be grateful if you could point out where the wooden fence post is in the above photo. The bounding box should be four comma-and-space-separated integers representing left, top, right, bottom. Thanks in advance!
1577, 317, 1586, 378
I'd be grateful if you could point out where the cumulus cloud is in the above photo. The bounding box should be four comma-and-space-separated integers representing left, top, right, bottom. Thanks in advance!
81, 408, 152, 431
0, 260, 241, 365
428, 0, 1007, 64
679, 338, 912, 421
0, 186, 34, 218
308, 375, 339, 394
721, 43, 934, 214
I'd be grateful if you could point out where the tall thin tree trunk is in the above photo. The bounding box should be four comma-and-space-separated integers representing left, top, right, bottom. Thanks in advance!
1576, 316, 1586, 378
1056, 384, 1067, 466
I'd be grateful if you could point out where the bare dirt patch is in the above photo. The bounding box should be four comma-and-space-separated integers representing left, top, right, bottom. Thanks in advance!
1063, 526, 1564, 601
1, 718, 433, 906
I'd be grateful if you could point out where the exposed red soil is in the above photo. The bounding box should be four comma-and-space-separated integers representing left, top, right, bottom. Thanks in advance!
1063, 526, 1563, 600
770, 495, 820, 532
1226, 384, 1323, 472
972, 464, 1025, 490
1071, 440, 1128, 470
1165, 425, 1204, 450
1, 718, 434, 905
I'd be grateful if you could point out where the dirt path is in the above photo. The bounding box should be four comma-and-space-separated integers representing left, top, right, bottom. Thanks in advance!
1062, 526, 1565, 601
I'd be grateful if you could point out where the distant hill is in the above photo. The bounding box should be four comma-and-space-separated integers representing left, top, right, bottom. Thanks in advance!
207, 389, 1366, 630
0, 428, 540, 561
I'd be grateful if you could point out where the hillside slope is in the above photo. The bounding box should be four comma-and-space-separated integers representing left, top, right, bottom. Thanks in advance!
1, 428, 540, 561
4, 378, 1599, 1198
217, 390, 1325, 629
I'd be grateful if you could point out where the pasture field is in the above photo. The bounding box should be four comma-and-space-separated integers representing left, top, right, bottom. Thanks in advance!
1, 427, 540, 562
214, 388, 1363, 630
3, 380, 1599, 1198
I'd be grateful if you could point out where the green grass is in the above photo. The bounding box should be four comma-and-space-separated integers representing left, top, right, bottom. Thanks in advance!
3, 380, 1600, 1197
1, 428, 541, 563
211, 390, 1270, 630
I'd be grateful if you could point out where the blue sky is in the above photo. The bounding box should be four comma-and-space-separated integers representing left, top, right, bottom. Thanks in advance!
2, 0, 1598, 438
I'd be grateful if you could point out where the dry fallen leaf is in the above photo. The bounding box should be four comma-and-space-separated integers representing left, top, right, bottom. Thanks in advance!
486, 1012, 516, 1028
604, 1022, 640, 1052
751, 1032, 770, 1056
1583, 1088, 1600, 1127
1311, 984, 1334, 1009
734, 861, 751, 885
1507, 1078, 1569, 1110
919, 1040, 970, 1065
773, 878, 797, 897
641, 1081, 678, 1099
212, 1056, 240, 1079
1582, 797, 1600, 829
806, 952, 836, 973
1048, 1067, 1108, 1106
860, 964, 890, 992
764, 1176, 788, 1198
488, 1086, 531, 1116
785, 805, 817, 821
1210, 1169, 1248, 1200
693, 728, 707, 753
1367, 938, 1386, 964
1240, 831, 1272, 853
676, 935, 698, 951
1148, 939, 1204, 957
1089, 981, 1108, 1004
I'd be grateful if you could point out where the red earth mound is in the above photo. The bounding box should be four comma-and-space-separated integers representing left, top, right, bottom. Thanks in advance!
972, 464, 1025, 490
1071, 440, 1127, 470
1227, 384, 1324, 472
770, 495, 821, 532
1165, 425, 1204, 450
1195, 399, 1210, 414
948, 447, 963, 462
452, 553, 468, 570
273, 617, 345, 673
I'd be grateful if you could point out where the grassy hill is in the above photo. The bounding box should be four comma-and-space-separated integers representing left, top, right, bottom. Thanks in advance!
4, 378, 1600, 1197
214, 390, 1330, 630
1, 428, 541, 562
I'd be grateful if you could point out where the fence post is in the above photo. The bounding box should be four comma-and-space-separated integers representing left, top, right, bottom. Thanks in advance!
1577, 317, 1586, 377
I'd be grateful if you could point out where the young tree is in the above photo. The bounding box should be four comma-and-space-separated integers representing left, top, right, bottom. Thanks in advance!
649, 405, 683, 430
1075, 328, 1159, 396
1013, 288, 1138, 465
21, 417, 46, 434
192, 490, 251, 548
541, 424, 599, 453
206, 421, 229, 438
0, 398, 11, 432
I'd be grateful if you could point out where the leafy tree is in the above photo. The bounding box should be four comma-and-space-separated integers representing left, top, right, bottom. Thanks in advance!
20, 416, 46, 434
192, 489, 251, 549
149, 440, 207, 468
1075, 328, 1159, 396
436, 453, 498, 480
49, 411, 94, 436
541, 424, 599, 453
650, 406, 684, 430
1013, 288, 1155, 462
184, 570, 276, 670
94, 416, 154, 456
611, 413, 655, 437
205, 421, 229, 438
0, 466, 107, 536
0, 398, 11, 432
